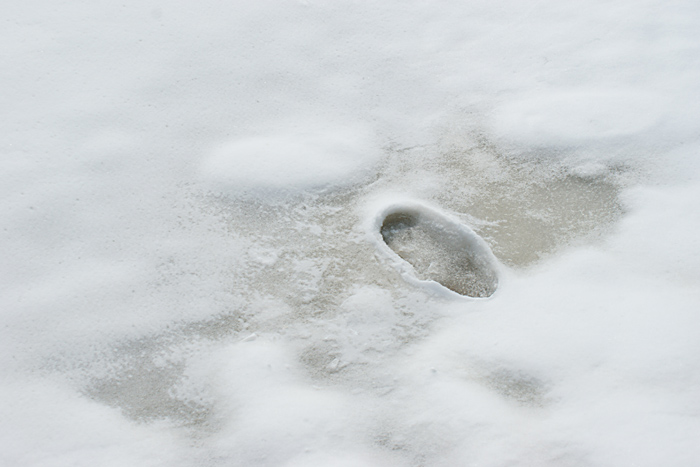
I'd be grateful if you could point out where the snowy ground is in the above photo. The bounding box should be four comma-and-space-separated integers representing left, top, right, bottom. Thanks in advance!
2, 1, 700, 466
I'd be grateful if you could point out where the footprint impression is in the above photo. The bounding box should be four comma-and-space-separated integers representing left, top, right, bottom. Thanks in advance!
379, 204, 499, 298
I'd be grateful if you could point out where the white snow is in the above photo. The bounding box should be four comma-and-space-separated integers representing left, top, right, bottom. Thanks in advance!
200, 124, 379, 195
489, 88, 667, 145
2, 0, 700, 466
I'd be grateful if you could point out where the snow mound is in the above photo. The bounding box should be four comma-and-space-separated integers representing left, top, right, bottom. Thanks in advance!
200, 124, 379, 196
490, 88, 667, 145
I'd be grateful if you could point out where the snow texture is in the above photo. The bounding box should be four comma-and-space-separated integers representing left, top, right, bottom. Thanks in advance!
2, 1, 700, 466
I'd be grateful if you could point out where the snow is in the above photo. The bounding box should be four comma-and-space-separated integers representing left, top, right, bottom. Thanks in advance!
2, 0, 700, 466
489, 88, 668, 145
200, 123, 379, 195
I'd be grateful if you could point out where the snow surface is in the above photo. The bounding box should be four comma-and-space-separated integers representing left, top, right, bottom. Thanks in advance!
2, 1, 700, 466
200, 123, 379, 195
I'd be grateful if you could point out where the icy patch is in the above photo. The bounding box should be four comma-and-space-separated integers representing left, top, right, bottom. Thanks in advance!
200, 124, 379, 196
370, 201, 500, 298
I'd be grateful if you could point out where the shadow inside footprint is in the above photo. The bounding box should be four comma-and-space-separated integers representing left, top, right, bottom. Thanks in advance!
482, 367, 548, 406
380, 207, 498, 298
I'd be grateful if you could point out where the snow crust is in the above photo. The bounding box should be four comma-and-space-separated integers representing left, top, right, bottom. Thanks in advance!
2, 0, 700, 466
